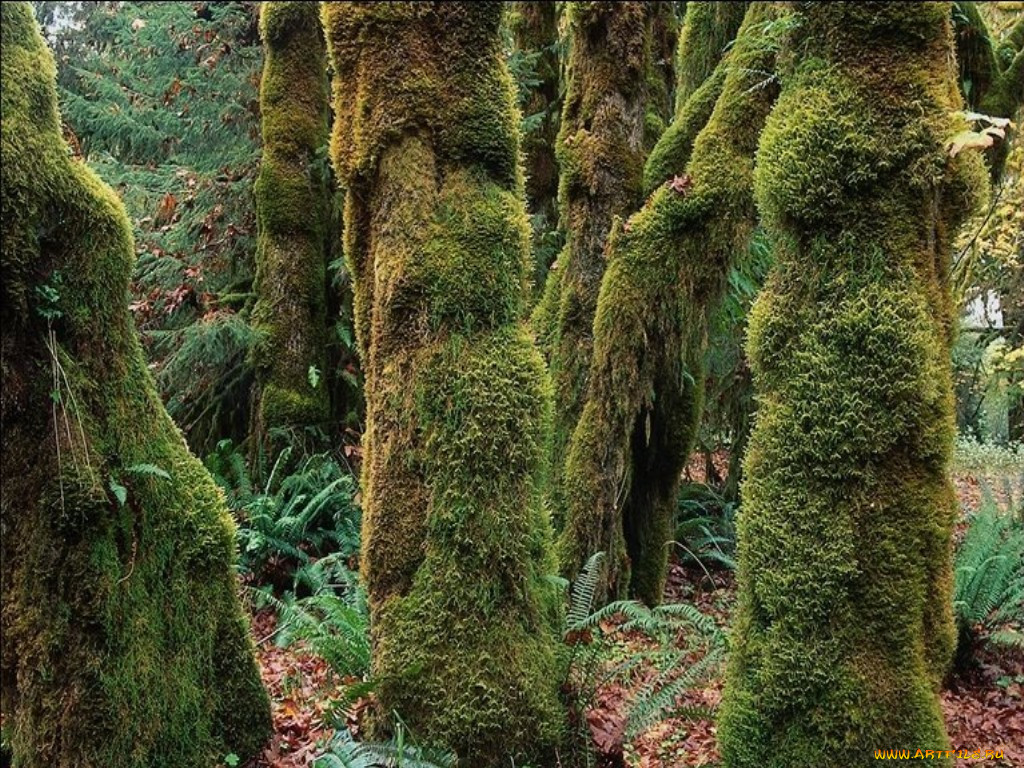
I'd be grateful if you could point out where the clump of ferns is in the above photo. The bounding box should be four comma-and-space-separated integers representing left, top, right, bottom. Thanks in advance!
561, 553, 727, 758
253, 554, 374, 708
208, 443, 360, 591
952, 481, 1024, 673
313, 715, 456, 768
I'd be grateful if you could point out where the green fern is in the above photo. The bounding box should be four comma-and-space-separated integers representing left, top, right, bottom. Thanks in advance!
212, 446, 360, 586
562, 553, 726, 757
314, 721, 456, 768
270, 562, 371, 681
953, 486, 1024, 668
566, 552, 606, 630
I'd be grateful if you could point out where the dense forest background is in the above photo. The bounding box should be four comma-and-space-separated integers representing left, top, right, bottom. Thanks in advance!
2, 2, 1022, 767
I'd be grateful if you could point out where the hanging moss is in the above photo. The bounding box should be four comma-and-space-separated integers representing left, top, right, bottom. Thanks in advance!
557, 2, 781, 604
323, 4, 564, 765
718, 4, 989, 766
250, 1, 331, 444
532, 2, 658, 535
0, 4, 271, 765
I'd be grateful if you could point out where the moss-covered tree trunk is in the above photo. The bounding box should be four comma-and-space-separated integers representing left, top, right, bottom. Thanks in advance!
324, 3, 564, 765
719, 4, 988, 766
673, 1, 749, 112
533, 1, 659, 537
250, 1, 330, 449
0, 4, 271, 765
510, 1, 562, 289
558, 2, 778, 604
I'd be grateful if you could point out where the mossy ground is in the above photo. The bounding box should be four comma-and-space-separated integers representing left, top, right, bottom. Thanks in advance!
0, 4, 271, 765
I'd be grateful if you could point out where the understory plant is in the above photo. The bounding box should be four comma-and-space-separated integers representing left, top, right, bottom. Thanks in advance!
562, 554, 727, 762
675, 483, 739, 572
953, 485, 1024, 671
207, 442, 360, 590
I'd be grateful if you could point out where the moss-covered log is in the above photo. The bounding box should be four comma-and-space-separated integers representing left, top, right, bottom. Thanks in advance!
324, 3, 564, 764
251, 1, 330, 445
718, 4, 988, 766
533, 2, 660, 536
510, 1, 562, 289
0, 4, 271, 765
558, 2, 780, 604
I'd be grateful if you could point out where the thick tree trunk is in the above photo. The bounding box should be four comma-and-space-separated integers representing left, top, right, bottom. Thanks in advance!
558, 2, 779, 604
533, 1, 657, 538
719, 4, 988, 766
0, 4, 271, 765
324, 4, 564, 765
250, 2, 331, 450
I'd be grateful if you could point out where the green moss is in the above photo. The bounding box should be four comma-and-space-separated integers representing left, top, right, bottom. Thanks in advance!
558, 2, 781, 605
250, 1, 330, 441
718, 4, 988, 766
673, 1, 749, 112
324, 5, 564, 764
532, 2, 657, 535
0, 4, 271, 765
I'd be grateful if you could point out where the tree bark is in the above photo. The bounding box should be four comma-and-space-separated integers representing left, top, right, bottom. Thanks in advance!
510, 1, 563, 290
558, 2, 780, 604
0, 4, 271, 765
250, 1, 331, 450
533, 1, 659, 539
324, 4, 564, 764
720, 4, 989, 765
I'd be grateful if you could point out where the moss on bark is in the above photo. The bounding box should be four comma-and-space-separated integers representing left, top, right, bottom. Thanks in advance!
324, 4, 564, 764
0, 4, 271, 765
532, 1, 659, 537
251, 1, 331, 444
673, 1, 749, 112
718, 4, 989, 766
558, 3, 781, 604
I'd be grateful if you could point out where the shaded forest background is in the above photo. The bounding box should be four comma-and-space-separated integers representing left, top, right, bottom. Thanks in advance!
3, 1, 1022, 766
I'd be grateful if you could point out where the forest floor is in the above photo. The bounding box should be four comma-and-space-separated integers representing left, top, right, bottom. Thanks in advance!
248, 469, 1024, 768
